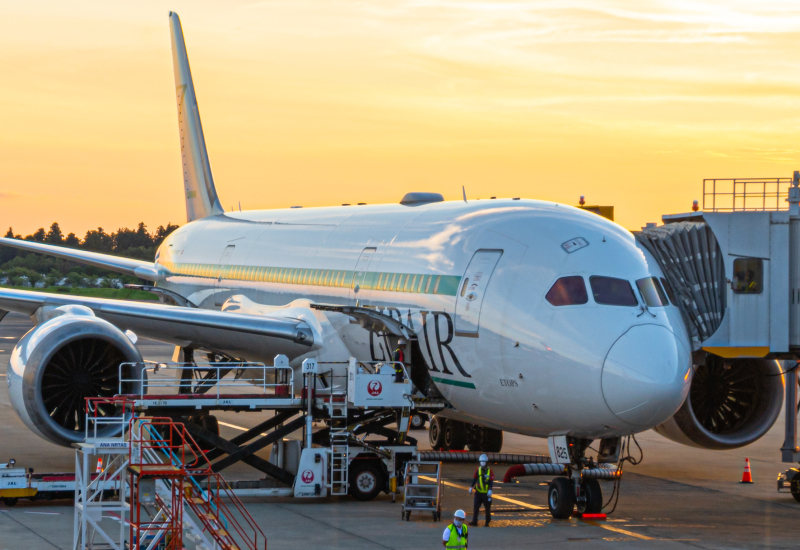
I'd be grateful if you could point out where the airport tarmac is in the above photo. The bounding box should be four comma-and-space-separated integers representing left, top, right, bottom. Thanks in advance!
1, 310, 799, 549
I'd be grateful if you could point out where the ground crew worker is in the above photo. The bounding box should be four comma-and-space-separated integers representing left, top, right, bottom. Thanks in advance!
442, 509, 468, 548
468, 453, 493, 527
392, 338, 407, 383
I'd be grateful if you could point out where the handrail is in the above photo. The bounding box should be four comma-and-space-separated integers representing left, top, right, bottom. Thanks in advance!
703, 177, 792, 212
118, 361, 293, 400
135, 418, 266, 550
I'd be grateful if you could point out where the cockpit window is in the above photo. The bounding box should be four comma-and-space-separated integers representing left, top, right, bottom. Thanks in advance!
590, 276, 638, 306
660, 277, 677, 305
546, 276, 588, 306
636, 277, 668, 307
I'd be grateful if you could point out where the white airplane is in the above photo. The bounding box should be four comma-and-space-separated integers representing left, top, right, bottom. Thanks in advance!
0, 11, 781, 516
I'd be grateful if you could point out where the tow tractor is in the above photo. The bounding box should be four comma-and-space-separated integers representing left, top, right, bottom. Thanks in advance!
0, 459, 118, 506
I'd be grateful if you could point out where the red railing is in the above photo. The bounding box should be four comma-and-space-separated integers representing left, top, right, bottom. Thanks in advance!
83, 397, 267, 550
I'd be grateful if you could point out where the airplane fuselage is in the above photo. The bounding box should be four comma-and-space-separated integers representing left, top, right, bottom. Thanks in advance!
156, 198, 693, 441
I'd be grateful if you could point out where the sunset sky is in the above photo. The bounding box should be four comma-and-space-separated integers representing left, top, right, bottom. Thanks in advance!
2, 1, 800, 236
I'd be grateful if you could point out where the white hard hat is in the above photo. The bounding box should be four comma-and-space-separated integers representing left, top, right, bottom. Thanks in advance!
398, 338, 407, 345
454, 509, 466, 519
479, 454, 488, 462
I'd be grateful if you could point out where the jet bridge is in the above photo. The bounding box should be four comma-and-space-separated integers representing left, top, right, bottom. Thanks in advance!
640, 174, 800, 357
639, 173, 800, 465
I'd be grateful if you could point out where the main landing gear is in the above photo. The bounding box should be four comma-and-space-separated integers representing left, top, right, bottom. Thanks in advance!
428, 415, 503, 453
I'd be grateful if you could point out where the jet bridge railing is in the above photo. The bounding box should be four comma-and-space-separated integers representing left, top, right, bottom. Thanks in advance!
703, 177, 792, 212
118, 361, 294, 400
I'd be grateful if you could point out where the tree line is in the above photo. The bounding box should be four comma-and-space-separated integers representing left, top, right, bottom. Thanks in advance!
1, 222, 179, 287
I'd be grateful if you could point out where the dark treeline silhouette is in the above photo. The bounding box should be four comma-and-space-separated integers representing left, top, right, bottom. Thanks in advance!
0, 222, 179, 287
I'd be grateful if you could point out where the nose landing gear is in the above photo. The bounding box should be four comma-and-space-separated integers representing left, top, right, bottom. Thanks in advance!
543, 437, 623, 519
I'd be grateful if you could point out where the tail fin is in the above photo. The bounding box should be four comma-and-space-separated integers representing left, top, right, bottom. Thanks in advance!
169, 12, 224, 222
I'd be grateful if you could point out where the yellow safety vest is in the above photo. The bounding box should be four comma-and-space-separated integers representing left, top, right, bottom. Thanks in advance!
446, 524, 468, 549
476, 466, 492, 493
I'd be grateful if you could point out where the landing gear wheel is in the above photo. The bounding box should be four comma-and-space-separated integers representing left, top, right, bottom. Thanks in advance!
410, 413, 428, 430
349, 460, 385, 501
429, 415, 446, 450
202, 415, 220, 437
405, 511, 411, 521
547, 477, 575, 519
469, 427, 503, 453
443, 419, 467, 451
576, 478, 603, 514
2, 497, 18, 507
432, 512, 438, 521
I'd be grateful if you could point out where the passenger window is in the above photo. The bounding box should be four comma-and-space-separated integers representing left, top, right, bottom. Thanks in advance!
733, 258, 763, 294
545, 276, 588, 306
636, 277, 667, 307
590, 276, 638, 306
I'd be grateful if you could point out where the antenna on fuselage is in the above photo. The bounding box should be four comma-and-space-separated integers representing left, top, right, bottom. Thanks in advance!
462, 186, 468, 203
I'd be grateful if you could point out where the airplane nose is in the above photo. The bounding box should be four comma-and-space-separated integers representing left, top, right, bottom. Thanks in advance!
601, 325, 691, 427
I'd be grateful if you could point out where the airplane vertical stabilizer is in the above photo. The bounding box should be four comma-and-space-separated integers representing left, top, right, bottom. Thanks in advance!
169, 11, 224, 222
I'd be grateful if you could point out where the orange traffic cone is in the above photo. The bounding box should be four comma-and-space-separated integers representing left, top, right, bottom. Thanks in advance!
740, 458, 753, 484
96, 458, 103, 473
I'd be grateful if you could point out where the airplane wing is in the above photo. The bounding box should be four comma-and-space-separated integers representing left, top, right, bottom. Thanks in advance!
0, 288, 315, 360
0, 237, 162, 281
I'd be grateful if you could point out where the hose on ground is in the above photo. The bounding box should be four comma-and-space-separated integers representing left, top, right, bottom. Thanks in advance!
418, 451, 550, 465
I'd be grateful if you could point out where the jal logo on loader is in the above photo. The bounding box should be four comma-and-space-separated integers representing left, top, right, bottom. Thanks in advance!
301, 470, 314, 484
367, 380, 382, 396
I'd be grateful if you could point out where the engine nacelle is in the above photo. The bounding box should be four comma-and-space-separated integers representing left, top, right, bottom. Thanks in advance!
7, 308, 144, 447
653, 357, 783, 450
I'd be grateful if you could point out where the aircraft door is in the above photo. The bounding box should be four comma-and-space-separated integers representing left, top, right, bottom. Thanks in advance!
214, 244, 235, 306
455, 249, 502, 337
350, 247, 377, 305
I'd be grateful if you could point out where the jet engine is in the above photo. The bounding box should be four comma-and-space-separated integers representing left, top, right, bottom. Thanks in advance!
653, 357, 784, 450
6, 306, 144, 447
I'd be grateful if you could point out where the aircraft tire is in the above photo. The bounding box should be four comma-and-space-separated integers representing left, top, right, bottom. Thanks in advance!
443, 419, 467, 451
429, 415, 446, 450
577, 479, 603, 514
547, 478, 575, 519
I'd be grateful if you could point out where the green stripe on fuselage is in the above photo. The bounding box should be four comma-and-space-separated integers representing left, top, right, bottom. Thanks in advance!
159, 261, 461, 296
430, 376, 476, 389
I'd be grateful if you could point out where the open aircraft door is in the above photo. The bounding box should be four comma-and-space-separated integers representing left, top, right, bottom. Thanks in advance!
350, 247, 377, 305
214, 244, 235, 306
455, 250, 502, 337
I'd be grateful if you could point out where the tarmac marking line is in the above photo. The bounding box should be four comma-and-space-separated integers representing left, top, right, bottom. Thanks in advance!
419, 476, 546, 510
581, 519, 654, 540
218, 420, 268, 436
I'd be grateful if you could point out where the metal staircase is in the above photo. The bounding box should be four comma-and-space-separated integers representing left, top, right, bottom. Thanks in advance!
132, 418, 267, 550
78, 397, 266, 550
